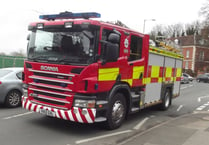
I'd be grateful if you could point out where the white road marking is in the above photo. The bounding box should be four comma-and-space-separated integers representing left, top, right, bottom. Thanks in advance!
196, 107, 204, 111
3, 112, 33, 120
180, 87, 187, 90
198, 96, 209, 102
133, 117, 149, 130
180, 84, 193, 90
177, 105, 183, 112
196, 102, 209, 111
75, 130, 132, 144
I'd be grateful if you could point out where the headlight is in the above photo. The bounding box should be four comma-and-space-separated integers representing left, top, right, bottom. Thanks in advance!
23, 89, 28, 98
74, 99, 95, 108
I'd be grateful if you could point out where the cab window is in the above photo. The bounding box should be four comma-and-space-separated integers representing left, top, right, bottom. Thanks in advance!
129, 35, 143, 61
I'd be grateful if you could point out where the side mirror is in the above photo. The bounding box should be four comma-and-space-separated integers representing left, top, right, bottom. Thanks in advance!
101, 41, 119, 65
100, 32, 120, 65
27, 34, 30, 41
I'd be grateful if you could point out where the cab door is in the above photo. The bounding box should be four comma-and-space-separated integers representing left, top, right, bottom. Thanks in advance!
128, 34, 146, 87
97, 28, 124, 92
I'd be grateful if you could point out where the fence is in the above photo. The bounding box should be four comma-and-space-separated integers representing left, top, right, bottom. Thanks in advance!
0, 55, 25, 68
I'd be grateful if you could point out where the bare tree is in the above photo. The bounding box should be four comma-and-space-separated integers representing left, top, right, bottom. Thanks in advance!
114, 20, 129, 28
185, 21, 201, 35
105, 20, 129, 28
164, 23, 184, 37
200, 0, 209, 24
0, 52, 6, 56
150, 24, 166, 40
150, 23, 184, 38
10, 49, 26, 57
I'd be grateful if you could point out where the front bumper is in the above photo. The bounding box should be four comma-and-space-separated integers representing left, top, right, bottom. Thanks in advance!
22, 96, 96, 123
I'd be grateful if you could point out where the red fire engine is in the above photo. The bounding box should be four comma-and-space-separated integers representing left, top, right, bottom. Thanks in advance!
22, 12, 183, 129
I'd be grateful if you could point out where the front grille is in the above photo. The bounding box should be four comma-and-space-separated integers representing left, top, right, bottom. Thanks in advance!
35, 97, 65, 106
28, 69, 75, 109
34, 72, 69, 80
33, 90, 66, 99
36, 79, 65, 87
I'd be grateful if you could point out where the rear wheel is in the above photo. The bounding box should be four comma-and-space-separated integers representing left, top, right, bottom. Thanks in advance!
5, 90, 22, 108
160, 89, 171, 110
105, 93, 127, 130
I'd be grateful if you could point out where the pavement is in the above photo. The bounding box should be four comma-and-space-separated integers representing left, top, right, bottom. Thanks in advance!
75, 112, 209, 145
115, 112, 209, 145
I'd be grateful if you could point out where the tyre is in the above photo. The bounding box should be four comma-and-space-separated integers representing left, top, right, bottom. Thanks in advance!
105, 93, 127, 130
160, 89, 171, 110
5, 90, 22, 108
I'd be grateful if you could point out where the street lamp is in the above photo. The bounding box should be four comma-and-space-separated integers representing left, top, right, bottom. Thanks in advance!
143, 19, 156, 34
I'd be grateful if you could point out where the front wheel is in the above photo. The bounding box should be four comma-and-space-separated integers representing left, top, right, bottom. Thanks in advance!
105, 93, 127, 130
160, 89, 171, 110
5, 90, 22, 108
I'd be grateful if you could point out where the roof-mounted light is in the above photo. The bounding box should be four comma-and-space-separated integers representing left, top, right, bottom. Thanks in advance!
64, 22, 73, 28
39, 12, 101, 20
37, 23, 44, 29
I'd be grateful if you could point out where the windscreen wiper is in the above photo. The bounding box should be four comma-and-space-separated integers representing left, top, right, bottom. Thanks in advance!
57, 58, 74, 64
30, 55, 48, 62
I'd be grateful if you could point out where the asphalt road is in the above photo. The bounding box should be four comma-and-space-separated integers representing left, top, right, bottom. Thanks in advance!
0, 81, 209, 145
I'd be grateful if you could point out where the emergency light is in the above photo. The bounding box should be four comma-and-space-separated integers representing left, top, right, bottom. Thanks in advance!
39, 12, 101, 20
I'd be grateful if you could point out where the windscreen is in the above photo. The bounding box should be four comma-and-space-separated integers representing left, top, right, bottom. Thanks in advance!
27, 25, 99, 65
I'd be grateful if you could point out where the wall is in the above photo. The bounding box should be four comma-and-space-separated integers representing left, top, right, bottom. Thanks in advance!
0, 55, 25, 68
195, 46, 209, 74
182, 47, 194, 70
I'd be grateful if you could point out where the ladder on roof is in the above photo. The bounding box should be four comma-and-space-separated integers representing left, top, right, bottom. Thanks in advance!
155, 36, 181, 53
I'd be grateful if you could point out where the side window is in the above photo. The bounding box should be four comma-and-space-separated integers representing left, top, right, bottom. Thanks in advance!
102, 29, 112, 41
129, 35, 143, 61
16, 72, 22, 80
101, 28, 120, 55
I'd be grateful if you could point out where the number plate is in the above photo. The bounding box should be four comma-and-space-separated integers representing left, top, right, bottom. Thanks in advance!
39, 108, 55, 117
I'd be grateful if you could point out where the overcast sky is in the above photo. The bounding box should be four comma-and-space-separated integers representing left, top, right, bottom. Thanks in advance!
0, 0, 206, 55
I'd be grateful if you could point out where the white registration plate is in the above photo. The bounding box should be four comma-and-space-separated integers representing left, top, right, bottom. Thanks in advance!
39, 108, 55, 117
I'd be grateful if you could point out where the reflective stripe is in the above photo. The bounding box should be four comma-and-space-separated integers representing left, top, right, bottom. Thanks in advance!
149, 46, 183, 59
165, 67, 172, 78
176, 68, 182, 77
151, 66, 160, 78
133, 66, 144, 79
98, 68, 119, 81
22, 97, 96, 124
158, 77, 163, 83
98, 65, 181, 85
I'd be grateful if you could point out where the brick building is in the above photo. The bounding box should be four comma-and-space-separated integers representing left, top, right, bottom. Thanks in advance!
172, 28, 209, 76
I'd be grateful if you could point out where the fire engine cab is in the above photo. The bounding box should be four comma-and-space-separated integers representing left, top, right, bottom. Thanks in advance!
22, 12, 183, 129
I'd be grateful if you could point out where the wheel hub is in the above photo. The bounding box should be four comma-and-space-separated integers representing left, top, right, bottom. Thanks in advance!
112, 100, 125, 123
9, 92, 20, 106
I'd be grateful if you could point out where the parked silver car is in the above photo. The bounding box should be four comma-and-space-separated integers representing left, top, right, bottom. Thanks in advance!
180, 74, 190, 84
0, 67, 23, 107
182, 73, 193, 81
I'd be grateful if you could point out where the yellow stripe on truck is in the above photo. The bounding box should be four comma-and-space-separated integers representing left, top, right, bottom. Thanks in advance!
166, 67, 172, 78
176, 68, 182, 77
98, 68, 119, 81
133, 66, 144, 79
151, 66, 160, 78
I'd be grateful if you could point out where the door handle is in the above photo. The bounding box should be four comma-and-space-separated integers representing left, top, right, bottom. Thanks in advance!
139, 72, 143, 79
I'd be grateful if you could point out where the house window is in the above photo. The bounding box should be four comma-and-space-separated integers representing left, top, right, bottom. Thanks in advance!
185, 61, 189, 69
199, 51, 204, 61
186, 50, 190, 58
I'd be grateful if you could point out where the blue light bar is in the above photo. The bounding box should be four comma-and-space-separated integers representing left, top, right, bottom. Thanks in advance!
39, 12, 101, 20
